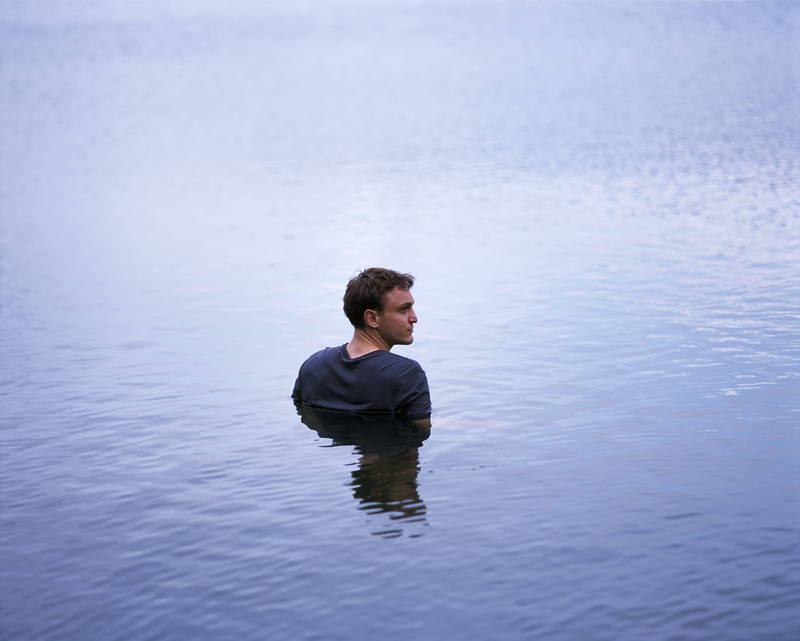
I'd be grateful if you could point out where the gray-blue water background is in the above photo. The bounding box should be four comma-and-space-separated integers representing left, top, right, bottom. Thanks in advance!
2, 1, 799, 639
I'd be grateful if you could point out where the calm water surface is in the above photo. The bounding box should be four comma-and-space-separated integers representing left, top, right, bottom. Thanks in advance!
2, 1, 799, 639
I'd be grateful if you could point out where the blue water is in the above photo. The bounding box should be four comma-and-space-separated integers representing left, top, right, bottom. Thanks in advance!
2, 1, 799, 639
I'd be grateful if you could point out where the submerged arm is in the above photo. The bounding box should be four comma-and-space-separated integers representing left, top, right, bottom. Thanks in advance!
410, 417, 431, 440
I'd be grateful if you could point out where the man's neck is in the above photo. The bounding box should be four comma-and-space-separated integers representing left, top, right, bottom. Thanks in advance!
346, 327, 390, 358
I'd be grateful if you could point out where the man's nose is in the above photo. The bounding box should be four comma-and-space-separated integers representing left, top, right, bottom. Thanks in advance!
410, 309, 418, 323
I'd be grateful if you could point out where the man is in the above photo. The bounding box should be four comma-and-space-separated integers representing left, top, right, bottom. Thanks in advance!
292, 268, 432, 428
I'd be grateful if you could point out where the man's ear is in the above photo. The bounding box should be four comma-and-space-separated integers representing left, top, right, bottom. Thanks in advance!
364, 309, 380, 329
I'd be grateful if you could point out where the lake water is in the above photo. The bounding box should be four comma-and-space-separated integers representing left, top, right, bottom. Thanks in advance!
1, 1, 799, 639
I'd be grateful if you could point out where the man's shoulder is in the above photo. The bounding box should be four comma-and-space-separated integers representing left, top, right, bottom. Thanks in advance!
300, 345, 343, 368
386, 350, 424, 369
299, 345, 425, 376
376, 350, 426, 376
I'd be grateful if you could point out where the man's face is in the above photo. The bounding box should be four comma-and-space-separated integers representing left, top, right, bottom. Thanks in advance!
375, 287, 418, 347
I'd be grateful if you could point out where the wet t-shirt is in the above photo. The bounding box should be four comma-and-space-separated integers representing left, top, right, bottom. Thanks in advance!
291, 344, 432, 419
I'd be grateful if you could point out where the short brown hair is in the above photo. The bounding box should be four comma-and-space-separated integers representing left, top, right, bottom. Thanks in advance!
343, 268, 415, 328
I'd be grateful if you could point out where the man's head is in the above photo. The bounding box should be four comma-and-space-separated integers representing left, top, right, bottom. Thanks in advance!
343, 268, 416, 343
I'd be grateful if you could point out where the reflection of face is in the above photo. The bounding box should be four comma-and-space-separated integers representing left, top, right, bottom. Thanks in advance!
352, 448, 425, 529
375, 287, 417, 347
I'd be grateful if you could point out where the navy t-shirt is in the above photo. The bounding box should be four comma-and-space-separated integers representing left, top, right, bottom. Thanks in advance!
292, 344, 432, 419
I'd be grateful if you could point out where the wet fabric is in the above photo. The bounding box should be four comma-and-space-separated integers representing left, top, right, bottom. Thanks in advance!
295, 403, 430, 455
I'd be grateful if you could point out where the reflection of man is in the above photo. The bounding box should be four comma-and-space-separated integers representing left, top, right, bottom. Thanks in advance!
351, 448, 426, 538
295, 404, 429, 538
292, 268, 432, 428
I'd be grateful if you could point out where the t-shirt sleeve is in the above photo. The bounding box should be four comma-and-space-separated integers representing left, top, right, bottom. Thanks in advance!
291, 373, 301, 401
398, 365, 432, 419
